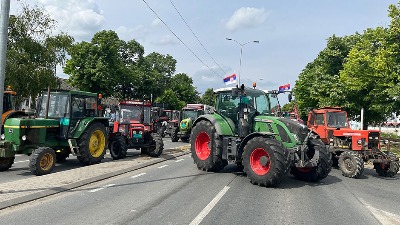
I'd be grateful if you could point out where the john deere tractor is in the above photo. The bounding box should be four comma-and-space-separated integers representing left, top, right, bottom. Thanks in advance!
190, 85, 332, 187
0, 90, 109, 175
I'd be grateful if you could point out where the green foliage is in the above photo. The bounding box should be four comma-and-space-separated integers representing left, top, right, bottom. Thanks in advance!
6, 3, 73, 103
201, 88, 215, 106
155, 89, 185, 110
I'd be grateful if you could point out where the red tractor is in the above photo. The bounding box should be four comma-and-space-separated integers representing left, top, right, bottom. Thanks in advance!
307, 107, 399, 178
108, 100, 163, 160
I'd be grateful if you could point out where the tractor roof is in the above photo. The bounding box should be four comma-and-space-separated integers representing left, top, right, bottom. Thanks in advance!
214, 86, 264, 94
312, 106, 344, 113
42, 90, 98, 97
119, 100, 152, 106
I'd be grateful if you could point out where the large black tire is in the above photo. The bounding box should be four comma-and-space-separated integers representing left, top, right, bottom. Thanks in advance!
29, 147, 56, 176
109, 136, 128, 160
171, 128, 179, 142
190, 120, 228, 172
77, 122, 107, 165
338, 151, 364, 178
374, 152, 399, 177
243, 137, 290, 187
145, 133, 164, 157
291, 138, 332, 182
0, 157, 15, 171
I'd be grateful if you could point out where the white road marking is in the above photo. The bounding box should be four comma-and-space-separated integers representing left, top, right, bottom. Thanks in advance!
359, 198, 400, 225
189, 186, 230, 225
88, 184, 116, 193
14, 160, 29, 164
175, 159, 184, 162
158, 165, 169, 169
131, 173, 146, 179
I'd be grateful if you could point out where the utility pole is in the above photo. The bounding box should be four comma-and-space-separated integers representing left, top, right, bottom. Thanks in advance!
0, 0, 11, 127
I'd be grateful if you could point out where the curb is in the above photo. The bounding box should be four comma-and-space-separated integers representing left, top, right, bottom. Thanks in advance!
0, 146, 191, 210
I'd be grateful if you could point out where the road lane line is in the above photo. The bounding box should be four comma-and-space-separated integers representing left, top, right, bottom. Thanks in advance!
158, 165, 169, 169
88, 184, 116, 193
175, 159, 184, 162
359, 198, 400, 225
14, 160, 29, 164
131, 173, 146, 179
189, 186, 230, 225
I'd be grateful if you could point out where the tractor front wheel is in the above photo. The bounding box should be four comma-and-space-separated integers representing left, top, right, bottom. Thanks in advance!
191, 120, 227, 172
77, 122, 107, 165
29, 147, 56, 176
109, 136, 128, 160
145, 133, 164, 157
374, 152, 399, 177
338, 151, 364, 178
171, 128, 179, 142
291, 138, 332, 182
243, 137, 290, 187
0, 157, 15, 171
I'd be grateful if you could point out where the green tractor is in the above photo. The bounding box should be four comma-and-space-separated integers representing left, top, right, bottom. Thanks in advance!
190, 85, 332, 187
171, 104, 206, 142
0, 90, 109, 175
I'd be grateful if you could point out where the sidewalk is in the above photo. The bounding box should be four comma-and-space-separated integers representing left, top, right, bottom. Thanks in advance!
0, 145, 191, 210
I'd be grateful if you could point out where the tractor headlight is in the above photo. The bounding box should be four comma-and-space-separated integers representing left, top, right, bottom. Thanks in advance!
1, 134, 5, 140
139, 131, 143, 134
357, 139, 362, 145
21, 135, 27, 141
384, 140, 389, 144
132, 131, 137, 134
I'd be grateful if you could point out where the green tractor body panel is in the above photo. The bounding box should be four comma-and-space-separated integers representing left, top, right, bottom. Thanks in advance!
194, 114, 234, 136
179, 118, 192, 135
70, 117, 109, 139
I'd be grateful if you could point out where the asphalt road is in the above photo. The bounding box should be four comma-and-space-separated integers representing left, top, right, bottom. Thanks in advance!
1, 138, 189, 183
0, 154, 399, 225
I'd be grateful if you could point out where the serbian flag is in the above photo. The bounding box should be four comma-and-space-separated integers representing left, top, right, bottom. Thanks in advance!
224, 74, 237, 85
278, 83, 290, 93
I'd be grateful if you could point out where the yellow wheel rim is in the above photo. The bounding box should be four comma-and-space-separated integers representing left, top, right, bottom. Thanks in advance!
89, 130, 106, 158
40, 153, 54, 171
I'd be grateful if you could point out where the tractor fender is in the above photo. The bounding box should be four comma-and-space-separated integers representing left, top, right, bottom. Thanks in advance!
71, 117, 109, 139
238, 132, 276, 152
193, 114, 234, 136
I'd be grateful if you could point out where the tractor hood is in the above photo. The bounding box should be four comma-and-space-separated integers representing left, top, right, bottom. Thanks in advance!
180, 118, 192, 131
332, 128, 380, 137
277, 117, 309, 143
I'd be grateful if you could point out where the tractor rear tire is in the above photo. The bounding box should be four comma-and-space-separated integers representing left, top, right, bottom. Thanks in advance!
374, 152, 399, 177
171, 128, 179, 142
0, 157, 15, 171
29, 147, 56, 176
145, 133, 164, 157
77, 122, 107, 165
109, 136, 128, 160
243, 136, 290, 187
338, 151, 364, 178
291, 138, 332, 182
191, 120, 227, 172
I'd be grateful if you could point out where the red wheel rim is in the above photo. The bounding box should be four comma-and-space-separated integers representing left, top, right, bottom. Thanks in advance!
195, 132, 210, 160
296, 167, 313, 173
250, 148, 270, 175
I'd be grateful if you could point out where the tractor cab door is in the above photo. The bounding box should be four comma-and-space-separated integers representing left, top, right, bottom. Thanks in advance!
66, 95, 98, 138
314, 113, 328, 143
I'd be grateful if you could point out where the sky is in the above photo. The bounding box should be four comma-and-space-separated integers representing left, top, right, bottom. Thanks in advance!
9, 0, 400, 103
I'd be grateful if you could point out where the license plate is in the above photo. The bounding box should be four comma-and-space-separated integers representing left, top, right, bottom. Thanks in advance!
133, 134, 142, 138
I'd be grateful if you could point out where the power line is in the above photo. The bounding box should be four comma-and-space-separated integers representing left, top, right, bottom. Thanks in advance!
141, 0, 223, 79
169, 0, 227, 76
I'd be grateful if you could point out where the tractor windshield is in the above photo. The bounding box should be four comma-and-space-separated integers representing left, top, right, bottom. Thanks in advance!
119, 105, 143, 123
182, 110, 199, 121
217, 89, 271, 115
171, 111, 180, 121
38, 92, 70, 118
327, 111, 348, 128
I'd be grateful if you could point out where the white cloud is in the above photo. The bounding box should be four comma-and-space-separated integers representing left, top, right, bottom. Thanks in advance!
225, 7, 268, 32
151, 18, 162, 27
38, 0, 105, 41
151, 35, 179, 46
115, 25, 149, 41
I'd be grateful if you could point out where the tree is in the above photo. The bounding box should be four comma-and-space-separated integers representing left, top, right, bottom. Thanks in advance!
155, 89, 185, 110
171, 73, 198, 104
201, 88, 215, 106
6, 3, 73, 103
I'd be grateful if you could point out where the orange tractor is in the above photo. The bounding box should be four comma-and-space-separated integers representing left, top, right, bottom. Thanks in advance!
307, 107, 399, 178
1, 86, 26, 133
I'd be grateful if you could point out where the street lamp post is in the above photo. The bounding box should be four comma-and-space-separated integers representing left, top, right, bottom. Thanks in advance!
226, 38, 259, 86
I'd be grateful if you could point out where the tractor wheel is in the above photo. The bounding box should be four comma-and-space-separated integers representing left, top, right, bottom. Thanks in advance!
77, 122, 107, 165
29, 147, 56, 176
338, 151, 364, 178
0, 157, 15, 171
243, 137, 290, 187
109, 136, 128, 160
291, 138, 332, 182
374, 152, 400, 177
181, 135, 190, 142
171, 128, 179, 142
145, 133, 164, 157
191, 120, 227, 172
